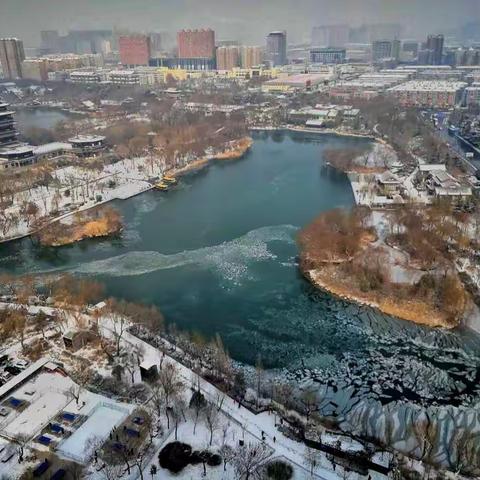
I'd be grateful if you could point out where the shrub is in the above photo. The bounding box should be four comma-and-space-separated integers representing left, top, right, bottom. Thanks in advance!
159, 442, 192, 473
266, 460, 294, 479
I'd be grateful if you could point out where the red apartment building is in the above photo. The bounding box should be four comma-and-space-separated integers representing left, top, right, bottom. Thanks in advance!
177, 29, 215, 58
119, 35, 151, 66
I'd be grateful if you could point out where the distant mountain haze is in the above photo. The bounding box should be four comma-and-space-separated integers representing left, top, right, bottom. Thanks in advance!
0, 0, 479, 46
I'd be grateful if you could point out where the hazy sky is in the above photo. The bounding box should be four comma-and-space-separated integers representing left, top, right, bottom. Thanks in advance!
1, 0, 479, 47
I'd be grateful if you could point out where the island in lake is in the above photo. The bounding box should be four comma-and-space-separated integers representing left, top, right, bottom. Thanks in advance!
298, 205, 471, 328
37, 206, 122, 247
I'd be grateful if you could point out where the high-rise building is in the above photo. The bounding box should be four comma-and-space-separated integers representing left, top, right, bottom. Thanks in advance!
0, 38, 25, 79
241, 46, 263, 68
311, 25, 350, 47
372, 40, 400, 62
266, 31, 287, 67
149, 33, 163, 56
367, 24, 402, 42
402, 41, 419, 56
310, 47, 346, 64
40, 30, 112, 55
39, 31, 60, 55
0, 103, 18, 148
216, 46, 240, 70
119, 35, 151, 67
425, 34, 444, 65
177, 29, 215, 59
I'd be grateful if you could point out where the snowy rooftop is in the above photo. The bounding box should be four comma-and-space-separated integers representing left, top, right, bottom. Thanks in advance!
68, 134, 106, 144
0, 358, 51, 401
33, 142, 72, 155
389, 80, 468, 92
419, 164, 447, 172
0, 144, 34, 156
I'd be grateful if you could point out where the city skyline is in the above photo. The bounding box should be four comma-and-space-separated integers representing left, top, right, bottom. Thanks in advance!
1, 0, 479, 47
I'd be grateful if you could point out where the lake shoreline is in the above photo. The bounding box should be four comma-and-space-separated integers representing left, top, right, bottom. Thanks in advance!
0, 136, 253, 246
302, 267, 455, 329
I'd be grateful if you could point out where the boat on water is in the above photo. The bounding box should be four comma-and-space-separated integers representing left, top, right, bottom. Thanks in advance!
155, 182, 169, 191
163, 176, 177, 184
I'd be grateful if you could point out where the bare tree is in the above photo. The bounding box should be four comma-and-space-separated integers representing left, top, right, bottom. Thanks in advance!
13, 434, 30, 463
304, 446, 321, 478
171, 394, 187, 441
203, 403, 221, 446
121, 344, 144, 384
232, 442, 271, 480
157, 362, 183, 429
189, 389, 207, 435
68, 368, 92, 406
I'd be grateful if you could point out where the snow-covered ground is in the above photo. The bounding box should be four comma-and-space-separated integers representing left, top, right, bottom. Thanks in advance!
100, 319, 384, 480
0, 154, 166, 241
0, 302, 387, 479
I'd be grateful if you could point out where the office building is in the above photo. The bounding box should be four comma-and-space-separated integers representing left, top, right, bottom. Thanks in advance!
311, 25, 350, 47
119, 35, 151, 67
216, 46, 240, 70
266, 31, 287, 67
241, 46, 263, 68
310, 47, 346, 64
372, 40, 400, 62
425, 34, 444, 65
0, 38, 25, 79
177, 29, 215, 59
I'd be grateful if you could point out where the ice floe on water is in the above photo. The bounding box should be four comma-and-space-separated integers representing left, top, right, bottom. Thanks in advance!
62, 224, 298, 286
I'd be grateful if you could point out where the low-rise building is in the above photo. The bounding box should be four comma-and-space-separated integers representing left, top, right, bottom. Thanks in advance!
0, 145, 36, 168
416, 164, 472, 200
262, 73, 332, 94
68, 134, 106, 157
108, 70, 139, 85
342, 108, 361, 129
388, 80, 467, 108
69, 70, 109, 84
183, 102, 244, 115
288, 107, 342, 127
33, 142, 72, 161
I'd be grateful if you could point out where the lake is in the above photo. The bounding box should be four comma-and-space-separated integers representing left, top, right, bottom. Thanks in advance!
1, 130, 479, 412
14, 108, 74, 132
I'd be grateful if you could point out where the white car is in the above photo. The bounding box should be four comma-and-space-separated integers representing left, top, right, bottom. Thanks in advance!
12, 360, 29, 370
